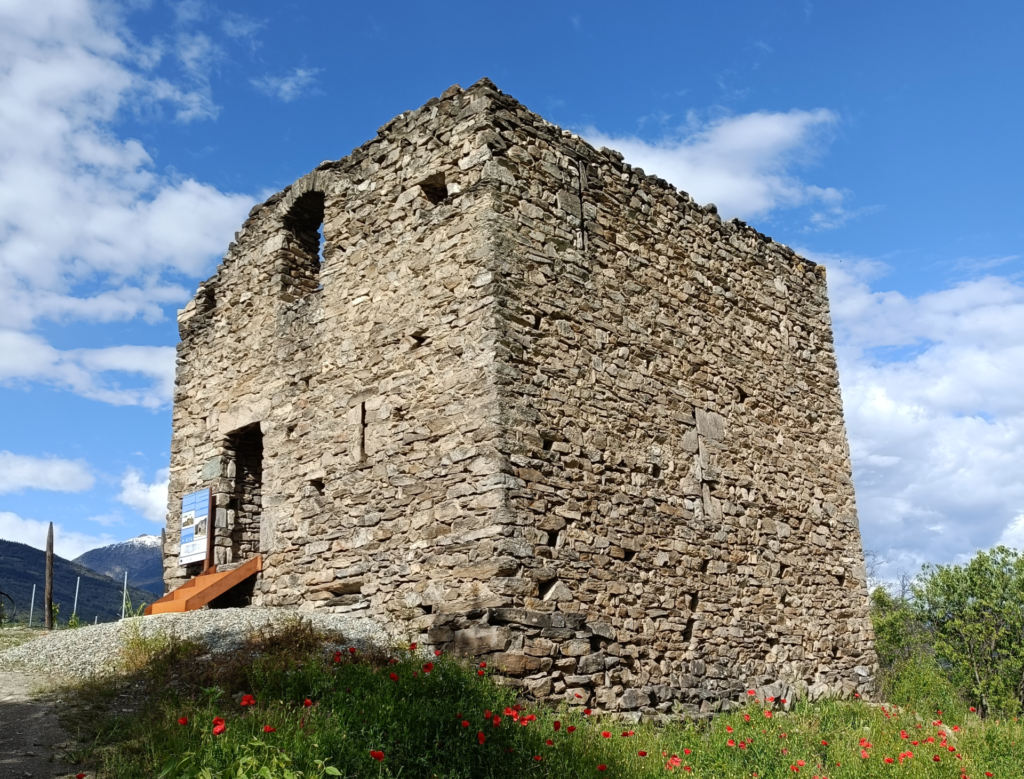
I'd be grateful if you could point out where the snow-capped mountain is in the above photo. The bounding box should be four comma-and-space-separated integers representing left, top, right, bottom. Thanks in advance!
74, 534, 164, 595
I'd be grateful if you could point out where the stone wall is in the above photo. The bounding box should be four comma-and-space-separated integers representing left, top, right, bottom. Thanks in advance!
163, 79, 877, 716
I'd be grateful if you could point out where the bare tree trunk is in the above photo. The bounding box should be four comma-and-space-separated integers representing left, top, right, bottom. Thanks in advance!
44, 522, 54, 630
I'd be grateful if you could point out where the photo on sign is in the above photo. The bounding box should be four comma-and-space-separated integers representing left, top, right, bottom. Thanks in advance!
195, 518, 207, 538
182, 510, 195, 528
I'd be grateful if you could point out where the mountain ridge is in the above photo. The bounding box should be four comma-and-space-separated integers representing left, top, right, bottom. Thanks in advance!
0, 537, 156, 623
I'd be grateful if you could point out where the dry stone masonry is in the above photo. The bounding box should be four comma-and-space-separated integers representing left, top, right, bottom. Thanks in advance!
163, 79, 878, 716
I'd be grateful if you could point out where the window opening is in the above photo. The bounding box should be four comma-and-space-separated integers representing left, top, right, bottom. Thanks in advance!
281, 190, 325, 297
419, 173, 448, 205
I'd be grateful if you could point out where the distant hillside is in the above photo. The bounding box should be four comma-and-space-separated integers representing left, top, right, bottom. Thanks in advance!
0, 538, 156, 624
74, 534, 164, 596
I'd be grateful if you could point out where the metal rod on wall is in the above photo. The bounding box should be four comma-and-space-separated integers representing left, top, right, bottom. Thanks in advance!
121, 570, 128, 619
28, 584, 35, 627
73, 576, 80, 618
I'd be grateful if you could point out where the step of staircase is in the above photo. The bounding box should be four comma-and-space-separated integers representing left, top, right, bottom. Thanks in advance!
144, 556, 262, 615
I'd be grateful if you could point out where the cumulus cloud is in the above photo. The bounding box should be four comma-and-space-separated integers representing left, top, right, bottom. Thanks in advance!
584, 109, 848, 222
118, 467, 170, 523
0, 330, 176, 407
251, 67, 320, 102
0, 0, 254, 407
0, 451, 94, 494
820, 256, 1024, 578
0, 510, 114, 559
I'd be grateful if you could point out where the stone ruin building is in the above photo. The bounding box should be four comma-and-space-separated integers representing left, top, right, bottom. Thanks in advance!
160, 78, 877, 715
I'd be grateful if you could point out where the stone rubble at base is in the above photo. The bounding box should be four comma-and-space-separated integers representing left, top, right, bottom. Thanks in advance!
163, 78, 878, 718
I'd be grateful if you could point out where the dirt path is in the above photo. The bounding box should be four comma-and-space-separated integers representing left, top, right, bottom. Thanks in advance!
0, 670, 81, 779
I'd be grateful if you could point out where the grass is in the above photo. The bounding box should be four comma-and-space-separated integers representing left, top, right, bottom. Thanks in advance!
56, 618, 1022, 779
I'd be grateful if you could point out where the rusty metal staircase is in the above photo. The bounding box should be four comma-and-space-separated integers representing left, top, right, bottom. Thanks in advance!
144, 556, 262, 615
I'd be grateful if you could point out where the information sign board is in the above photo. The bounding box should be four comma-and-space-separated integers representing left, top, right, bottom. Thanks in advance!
178, 488, 212, 565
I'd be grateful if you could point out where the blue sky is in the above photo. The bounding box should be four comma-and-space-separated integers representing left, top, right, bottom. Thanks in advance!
1, 0, 1022, 581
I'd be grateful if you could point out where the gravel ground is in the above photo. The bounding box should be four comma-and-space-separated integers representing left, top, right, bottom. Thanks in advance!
0, 608, 396, 678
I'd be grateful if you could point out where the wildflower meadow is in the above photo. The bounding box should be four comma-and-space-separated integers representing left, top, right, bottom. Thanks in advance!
56, 616, 1021, 779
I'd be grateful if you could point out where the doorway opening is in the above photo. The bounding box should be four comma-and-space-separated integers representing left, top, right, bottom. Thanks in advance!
226, 423, 263, 563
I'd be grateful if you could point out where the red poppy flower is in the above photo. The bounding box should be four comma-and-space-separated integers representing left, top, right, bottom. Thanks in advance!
602, 731, 611, 738
493, 716, 501, 727
683, 749, 691, 756
240, 694, 256, 707
213, 723, 226, 736
747, 689, 756, 695
796, 761, 804, 767
552, 720, 560, 730
638, 751, 647, 757
434, 649, 442, 657
986, 773, 993, 777
349, 647, 356, 654
764, 711, 773, 718
76, 774, 86, 778
584, 708, 592, 716
567, 725, 576, 733
485, 710, 492, 718
727, 739, 736, 747
933, 756, 941, 762
478, 731, 485, 744
461, 719, 470, 728
263, 725, 276, 733
333, 651, 341, 663
666, 756, 682, 768
884, 757, 894, 764
534, 755, 543, 762
598, 766, 607, 772
726, 726, 733, 733
303, 698, 313, 707
390, 672, 398, 681
477, 670, 484, 676
423, 662, 434, 673
821, 740, 828, 746
546, 739, 554, 746
766, 697, 775, 702
370, 750, 385, 762
970, 707, 977, 712
409, 642, 417, 650
479, 662, 486, 668
178, 716, 188, 725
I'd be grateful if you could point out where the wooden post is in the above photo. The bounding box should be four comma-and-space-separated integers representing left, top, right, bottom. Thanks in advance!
44, 521, 54, 630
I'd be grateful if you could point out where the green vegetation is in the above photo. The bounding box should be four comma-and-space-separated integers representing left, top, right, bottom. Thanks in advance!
872, 546, 1024, 719
57, 617, 1021, 779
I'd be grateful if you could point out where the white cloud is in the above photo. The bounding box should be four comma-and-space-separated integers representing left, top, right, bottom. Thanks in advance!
0, 451, 94, 494
221, 13, 264, 47
0, 330, 175, 407
118, 467, 169, 523
999, 514, 1024, 550
251, 67, 320, 102
0, 0, 254, 407
0, 510, 114, 559
820, 256, 1024, 577
584, 108, 847, 222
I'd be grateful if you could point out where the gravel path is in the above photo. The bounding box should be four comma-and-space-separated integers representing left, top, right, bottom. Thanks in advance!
0, 608, 395, 678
